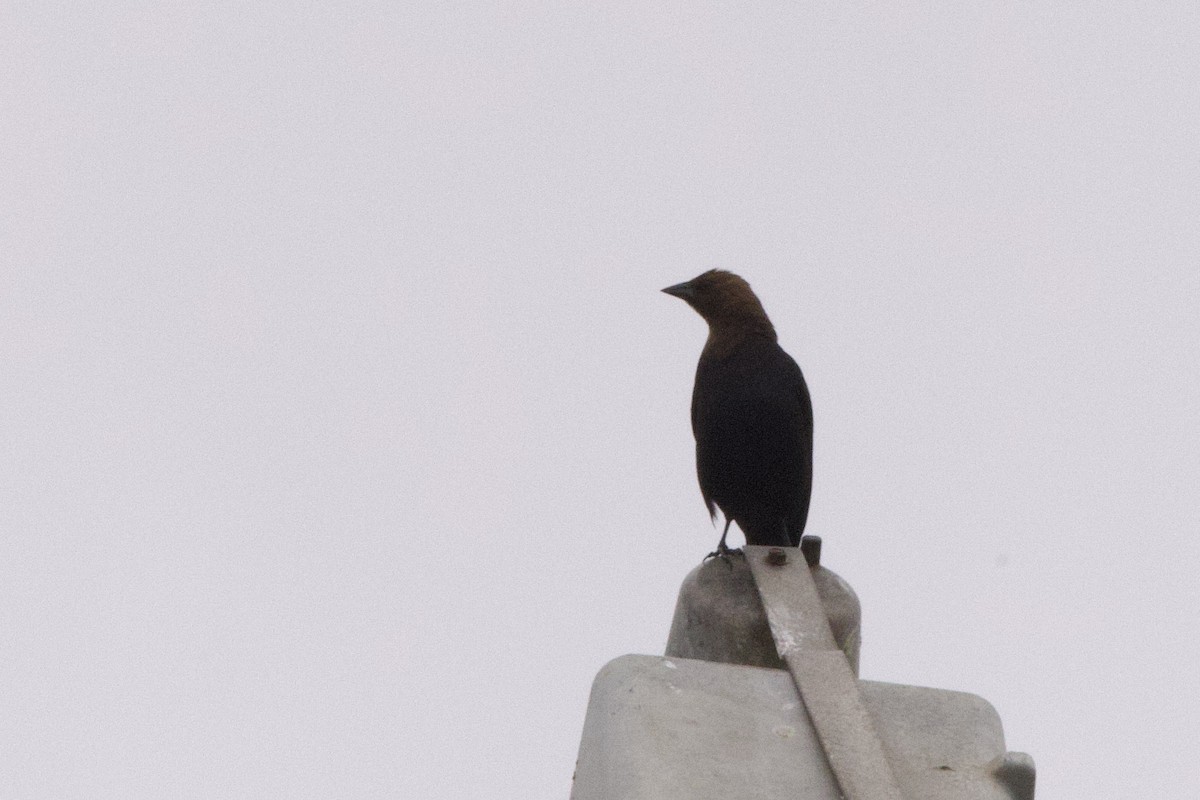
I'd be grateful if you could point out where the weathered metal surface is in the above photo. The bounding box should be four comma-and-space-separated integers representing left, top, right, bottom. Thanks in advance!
570, 655, 841, 800
664, 549, 861, 674
746, 544, 905, 800
570, 655, 1034, 800
575, 540, 1035, 799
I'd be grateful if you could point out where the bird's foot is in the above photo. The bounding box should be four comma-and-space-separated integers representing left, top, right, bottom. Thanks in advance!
703, 543, 742, 567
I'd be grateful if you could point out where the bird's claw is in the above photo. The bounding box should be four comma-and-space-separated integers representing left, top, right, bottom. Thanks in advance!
703, 543, 742, 568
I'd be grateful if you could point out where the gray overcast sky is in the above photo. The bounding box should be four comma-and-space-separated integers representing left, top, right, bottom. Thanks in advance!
3, 3, 1198, 798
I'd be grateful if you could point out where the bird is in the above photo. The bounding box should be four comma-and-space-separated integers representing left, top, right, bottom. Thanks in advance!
662, 269, 813, 554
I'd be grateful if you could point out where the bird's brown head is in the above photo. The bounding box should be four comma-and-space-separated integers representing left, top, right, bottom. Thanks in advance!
662, 269, 776, 340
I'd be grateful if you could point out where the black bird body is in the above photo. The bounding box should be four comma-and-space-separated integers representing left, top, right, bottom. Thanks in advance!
664, 270, 813, 550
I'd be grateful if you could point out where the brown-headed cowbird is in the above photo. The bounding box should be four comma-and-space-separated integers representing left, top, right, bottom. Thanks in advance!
663, 270, 813, 553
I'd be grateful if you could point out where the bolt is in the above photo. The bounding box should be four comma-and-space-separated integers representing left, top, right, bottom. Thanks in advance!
766, 548, 788, 565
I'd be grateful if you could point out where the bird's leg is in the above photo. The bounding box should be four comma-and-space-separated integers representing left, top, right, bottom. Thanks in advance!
703, 518, 739, 565
717, 517, 731, 553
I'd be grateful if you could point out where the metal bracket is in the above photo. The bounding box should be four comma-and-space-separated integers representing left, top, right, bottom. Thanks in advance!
746, 544, 906, 800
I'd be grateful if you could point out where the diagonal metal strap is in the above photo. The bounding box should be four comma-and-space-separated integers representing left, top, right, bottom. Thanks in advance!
746, 545, 906, 800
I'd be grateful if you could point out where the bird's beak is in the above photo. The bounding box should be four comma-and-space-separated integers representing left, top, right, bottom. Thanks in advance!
661, 280, 694, 300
